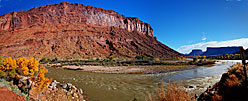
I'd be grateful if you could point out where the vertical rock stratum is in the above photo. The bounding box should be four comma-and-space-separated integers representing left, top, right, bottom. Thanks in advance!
0, 2, 183, 59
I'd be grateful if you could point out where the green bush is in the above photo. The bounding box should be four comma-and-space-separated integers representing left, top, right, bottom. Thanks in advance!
135, 55, 143, 60
96, 58, 100, 61
52, 57, 58, 62
108, 56, 114, 61
40, 58, 46, 62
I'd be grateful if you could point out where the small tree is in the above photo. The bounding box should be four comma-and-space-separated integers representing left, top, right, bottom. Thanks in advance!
177, 57, 181, 60
203, 56, 206, 59
155, 58, 160, 61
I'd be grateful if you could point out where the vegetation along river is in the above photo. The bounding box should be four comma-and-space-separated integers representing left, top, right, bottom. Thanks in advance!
46, 60, 240, 101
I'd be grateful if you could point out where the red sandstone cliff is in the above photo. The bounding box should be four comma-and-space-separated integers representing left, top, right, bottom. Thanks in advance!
0, 2, 153, 36
0, 2, 183, 59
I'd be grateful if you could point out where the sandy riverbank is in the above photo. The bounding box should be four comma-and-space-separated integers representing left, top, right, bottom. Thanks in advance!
59, 65, 197, 74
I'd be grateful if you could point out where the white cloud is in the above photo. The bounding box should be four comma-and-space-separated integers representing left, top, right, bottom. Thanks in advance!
177, 38, 248, 54
202, 32, 207, 41
202, 37, 207, 41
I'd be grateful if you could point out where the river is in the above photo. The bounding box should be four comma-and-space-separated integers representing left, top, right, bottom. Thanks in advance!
45, 60, 240, 101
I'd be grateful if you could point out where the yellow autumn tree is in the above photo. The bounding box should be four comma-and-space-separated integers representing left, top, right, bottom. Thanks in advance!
155, 58, 160, 61
203, 56, 206, 59
32, 65, 52, 93
0, 57, 52, 95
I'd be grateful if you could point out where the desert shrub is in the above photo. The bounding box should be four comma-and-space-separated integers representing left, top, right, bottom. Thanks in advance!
96, 58, 100, 61
135, 55, 143, 60
144, 57, 154, 61
40, 58, 46, 63
87, 56, 92, 60
52, 58, 58, 62
224, 74, 240, 88
228, 63, 241, 75
47, 58, 51, 62
135, 55, 154, 61
147, 82, 192, 101
108, 56, 114, 61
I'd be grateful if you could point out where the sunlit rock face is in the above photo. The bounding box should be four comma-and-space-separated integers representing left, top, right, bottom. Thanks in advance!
0, 2, 183, 59
0, 2, 153, 37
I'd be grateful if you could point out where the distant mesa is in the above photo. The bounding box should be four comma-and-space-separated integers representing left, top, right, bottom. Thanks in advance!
0, 2, 183, 59
187, 46, 243, 57
187, 49, 203, 57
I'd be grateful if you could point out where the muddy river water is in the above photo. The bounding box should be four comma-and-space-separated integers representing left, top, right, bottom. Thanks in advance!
46, 60, 240, 101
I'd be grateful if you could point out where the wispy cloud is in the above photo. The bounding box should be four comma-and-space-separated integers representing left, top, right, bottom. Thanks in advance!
226, 0, 243, 1
177, 38, 248, 54
202, 37, 207, 41
202, 32, 207, 41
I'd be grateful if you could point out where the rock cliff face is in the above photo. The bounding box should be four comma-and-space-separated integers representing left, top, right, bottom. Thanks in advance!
0, 2, 183, 59
0, 2, 153, 36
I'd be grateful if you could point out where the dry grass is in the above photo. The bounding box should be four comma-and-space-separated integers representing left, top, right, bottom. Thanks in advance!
147, 82, 193, 101
228, 63, 242, 75
211, 93, 222, 101
224, 74, 240, 88
224, 63, 244, 87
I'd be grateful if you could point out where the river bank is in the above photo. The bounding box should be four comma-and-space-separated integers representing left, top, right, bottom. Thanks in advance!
44, 59, 217, 74
45, 61, 237, 101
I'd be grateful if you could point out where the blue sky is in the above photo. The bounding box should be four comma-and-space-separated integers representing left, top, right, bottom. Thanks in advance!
0, 0, 248, 53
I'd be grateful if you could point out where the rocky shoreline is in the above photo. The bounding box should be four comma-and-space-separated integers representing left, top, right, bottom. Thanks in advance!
0, 78, 87, 101
47, 80, 86, 100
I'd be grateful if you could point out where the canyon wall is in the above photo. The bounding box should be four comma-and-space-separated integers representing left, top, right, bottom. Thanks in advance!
0, 2, 153, 37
